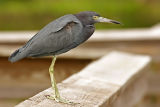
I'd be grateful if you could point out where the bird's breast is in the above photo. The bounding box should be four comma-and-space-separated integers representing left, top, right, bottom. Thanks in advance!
82, 25, 95, 39
75, 25, 95, 45
85, 25, 95, 36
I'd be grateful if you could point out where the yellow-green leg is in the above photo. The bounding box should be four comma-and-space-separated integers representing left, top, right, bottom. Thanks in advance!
46, 56, 73, 104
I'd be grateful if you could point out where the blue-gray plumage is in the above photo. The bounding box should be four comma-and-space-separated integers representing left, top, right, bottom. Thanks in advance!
9, 11, 120, 62
8, 11, 120, 104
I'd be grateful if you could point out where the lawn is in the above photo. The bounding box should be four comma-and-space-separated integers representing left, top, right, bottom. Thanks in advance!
0, 0, 159, 30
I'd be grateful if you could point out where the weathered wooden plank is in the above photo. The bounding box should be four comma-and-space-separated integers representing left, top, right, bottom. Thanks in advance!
1, 40, 160, 60
0, 24, 160, 44
16, 51, 151, 107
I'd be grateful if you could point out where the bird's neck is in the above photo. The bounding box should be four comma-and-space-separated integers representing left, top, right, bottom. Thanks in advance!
74, 14, 94, 27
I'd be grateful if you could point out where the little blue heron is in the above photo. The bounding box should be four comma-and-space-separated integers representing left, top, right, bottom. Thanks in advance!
9, 11, 120, 104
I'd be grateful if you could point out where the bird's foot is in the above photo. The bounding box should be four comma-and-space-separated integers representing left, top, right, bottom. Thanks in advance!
46, 95, 74, 104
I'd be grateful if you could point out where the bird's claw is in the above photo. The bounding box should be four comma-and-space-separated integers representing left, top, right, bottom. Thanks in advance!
46, 95, 74, 104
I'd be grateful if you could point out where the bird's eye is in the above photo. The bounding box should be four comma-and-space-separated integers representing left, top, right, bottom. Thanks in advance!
93, 16, 99, 20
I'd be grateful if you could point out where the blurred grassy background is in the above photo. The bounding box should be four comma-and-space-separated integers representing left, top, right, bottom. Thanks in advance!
0, 0, 160, 31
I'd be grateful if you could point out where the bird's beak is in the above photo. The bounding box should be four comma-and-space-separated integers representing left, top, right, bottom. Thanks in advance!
96, 17, 121, 24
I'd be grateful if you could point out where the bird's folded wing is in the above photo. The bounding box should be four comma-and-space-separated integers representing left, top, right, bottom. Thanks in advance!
21, 14, 83, 57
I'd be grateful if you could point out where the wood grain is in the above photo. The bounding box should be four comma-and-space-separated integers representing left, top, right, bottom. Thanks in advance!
16, 51, 151, 107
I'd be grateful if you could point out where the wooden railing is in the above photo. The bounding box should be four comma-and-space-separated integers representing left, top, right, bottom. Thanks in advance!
16, 51, 151, 107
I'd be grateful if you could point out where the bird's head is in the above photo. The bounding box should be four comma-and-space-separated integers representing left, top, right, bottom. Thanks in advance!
75, 11, 121, 26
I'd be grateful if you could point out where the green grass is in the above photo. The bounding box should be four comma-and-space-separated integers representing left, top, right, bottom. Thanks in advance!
0, 0, 160, 30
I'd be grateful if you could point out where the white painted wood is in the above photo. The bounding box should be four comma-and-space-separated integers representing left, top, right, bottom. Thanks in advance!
16, 51, 151, 107
0, 24, 160, 43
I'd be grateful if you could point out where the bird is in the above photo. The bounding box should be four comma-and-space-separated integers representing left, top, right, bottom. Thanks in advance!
9, 11, 120, 104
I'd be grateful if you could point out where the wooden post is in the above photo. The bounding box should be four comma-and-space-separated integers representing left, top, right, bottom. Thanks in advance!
16, 51, 151, 107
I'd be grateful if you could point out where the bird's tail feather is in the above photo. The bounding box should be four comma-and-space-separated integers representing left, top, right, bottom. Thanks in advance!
8, 48, 26, 63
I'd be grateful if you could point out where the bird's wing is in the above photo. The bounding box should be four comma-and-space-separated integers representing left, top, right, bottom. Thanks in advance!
22, 14, 80, 49
22, 14, 83, 57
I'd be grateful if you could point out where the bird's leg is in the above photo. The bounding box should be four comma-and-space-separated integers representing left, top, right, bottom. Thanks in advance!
49, 56, 60, 98
46, 56, 73, 104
